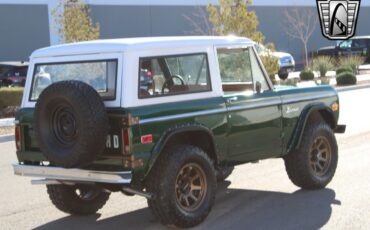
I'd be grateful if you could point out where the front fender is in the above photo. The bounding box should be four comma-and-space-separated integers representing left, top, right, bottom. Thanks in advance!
287, 102, 337, 153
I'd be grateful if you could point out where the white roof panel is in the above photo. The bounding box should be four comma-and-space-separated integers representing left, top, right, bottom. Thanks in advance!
31, 36, 253, 58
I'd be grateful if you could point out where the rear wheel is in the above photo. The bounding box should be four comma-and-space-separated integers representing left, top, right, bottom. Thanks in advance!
147, 145, 216, 228
284, 118, 338, 189
46, 184, 110, 215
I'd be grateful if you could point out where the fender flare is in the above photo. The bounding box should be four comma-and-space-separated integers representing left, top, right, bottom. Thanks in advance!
145, 124, 217, 177
287, 102, 336, 153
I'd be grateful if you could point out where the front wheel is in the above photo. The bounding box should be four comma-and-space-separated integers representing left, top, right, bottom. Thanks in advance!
147, 145, 216, 228
284, 120, 338, 189
46, 184, 110, 215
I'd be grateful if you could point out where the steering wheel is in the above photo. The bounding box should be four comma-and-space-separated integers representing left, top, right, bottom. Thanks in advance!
161, 75, 185, 93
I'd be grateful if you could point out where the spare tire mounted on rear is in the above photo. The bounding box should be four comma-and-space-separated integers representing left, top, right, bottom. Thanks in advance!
34, 80, 108, 168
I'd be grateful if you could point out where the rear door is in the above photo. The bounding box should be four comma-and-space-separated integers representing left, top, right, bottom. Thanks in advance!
216, 46, 283, 162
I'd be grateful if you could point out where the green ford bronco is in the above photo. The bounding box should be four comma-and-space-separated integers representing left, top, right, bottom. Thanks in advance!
13, 36, 345, 228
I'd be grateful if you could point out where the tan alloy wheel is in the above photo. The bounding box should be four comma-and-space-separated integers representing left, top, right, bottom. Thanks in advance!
175, 163, 207, 212
309, 136, 332, 176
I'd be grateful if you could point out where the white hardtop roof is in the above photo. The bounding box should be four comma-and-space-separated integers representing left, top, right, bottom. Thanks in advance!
31, 36, 254, 58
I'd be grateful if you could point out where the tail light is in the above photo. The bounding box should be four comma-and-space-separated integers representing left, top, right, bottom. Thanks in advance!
122, 128, 131, 154
15, 126, 21, 150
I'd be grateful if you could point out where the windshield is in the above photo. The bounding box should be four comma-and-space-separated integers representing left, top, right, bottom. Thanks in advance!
30, 59, 117, 101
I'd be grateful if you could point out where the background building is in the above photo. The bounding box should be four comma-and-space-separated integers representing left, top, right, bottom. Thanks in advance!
0, 0, 369, 67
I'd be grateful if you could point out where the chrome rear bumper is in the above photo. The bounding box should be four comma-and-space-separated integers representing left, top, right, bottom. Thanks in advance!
13, 164, 132, 184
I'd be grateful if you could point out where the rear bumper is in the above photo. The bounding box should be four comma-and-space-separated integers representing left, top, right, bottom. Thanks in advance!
334, 124, 346, 133
13, 164, 132, 184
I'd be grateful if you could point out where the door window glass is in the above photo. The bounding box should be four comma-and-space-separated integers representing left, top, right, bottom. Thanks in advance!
249, 50, 270, 92
217, 47, 270, 94
217, 48, 253, 93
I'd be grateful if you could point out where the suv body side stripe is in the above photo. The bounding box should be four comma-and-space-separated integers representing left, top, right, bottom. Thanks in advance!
139, 107, 227, 125
139, 93, 336, 125
282, 92, 337, 104
227, 98, 282, 112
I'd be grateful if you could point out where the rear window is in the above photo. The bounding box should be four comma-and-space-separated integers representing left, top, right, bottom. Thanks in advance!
138, 53, 211, 98
30, 59, 117, 101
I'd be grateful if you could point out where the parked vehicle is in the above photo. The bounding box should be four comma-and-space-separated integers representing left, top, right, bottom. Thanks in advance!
0, 64, 28, 87
13, 36, 345, 228
317, 36, 370, 63
255, 43, 295, 80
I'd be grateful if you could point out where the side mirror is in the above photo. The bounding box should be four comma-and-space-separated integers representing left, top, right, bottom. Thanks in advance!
255, 81, 262, 94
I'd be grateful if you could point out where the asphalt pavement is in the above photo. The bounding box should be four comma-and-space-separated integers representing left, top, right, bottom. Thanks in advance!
0, 89, 369, 230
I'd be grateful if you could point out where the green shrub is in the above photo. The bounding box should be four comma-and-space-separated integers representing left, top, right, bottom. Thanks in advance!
336, 72, 357, 86
311, 56, 335, 77
0, 87, 24, 108
260, 55, 279, 84
338, 55, 365, 74
336, 66, 353, 75
300, 69, 315, 81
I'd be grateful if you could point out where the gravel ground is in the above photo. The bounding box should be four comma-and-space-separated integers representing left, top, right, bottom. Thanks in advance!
0, 127, 14, 136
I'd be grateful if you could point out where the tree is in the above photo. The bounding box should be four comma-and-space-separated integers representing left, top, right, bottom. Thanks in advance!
207, 0, 279, 82
207, 0, 264, 43
183, 6, 215, 35
260, 55, 279, 83
53, 0, 100, 43
283, 8, 318, 67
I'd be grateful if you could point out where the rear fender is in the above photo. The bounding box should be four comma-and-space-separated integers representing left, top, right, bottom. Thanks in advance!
145, 124, 217, 178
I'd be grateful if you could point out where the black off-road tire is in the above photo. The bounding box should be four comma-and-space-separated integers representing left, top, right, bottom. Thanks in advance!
284, 117, 338, 189
34, 80, 108, 168
46, 184, 110, 215
216, 166, 234, 182
147, 145, 216, 228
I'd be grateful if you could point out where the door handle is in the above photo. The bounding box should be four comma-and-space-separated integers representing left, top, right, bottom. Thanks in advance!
226, 96, 238, 104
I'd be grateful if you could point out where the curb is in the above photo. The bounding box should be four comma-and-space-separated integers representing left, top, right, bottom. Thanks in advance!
0, 118, 15, 128
336, 83, 370, 92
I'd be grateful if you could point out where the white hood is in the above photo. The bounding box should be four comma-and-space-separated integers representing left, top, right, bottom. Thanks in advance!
272, 51, 292, 58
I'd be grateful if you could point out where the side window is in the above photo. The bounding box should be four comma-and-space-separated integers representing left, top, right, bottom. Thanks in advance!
217, 48, 253, 94
249, 49, 270, 92
217, 47, 270, 94
138, 53, 211, 98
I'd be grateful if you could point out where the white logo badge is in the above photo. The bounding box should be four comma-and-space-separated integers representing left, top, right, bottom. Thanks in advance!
317, 0, 361, 40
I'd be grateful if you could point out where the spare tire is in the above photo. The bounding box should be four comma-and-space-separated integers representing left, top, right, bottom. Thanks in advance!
34, 80, 109, 168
